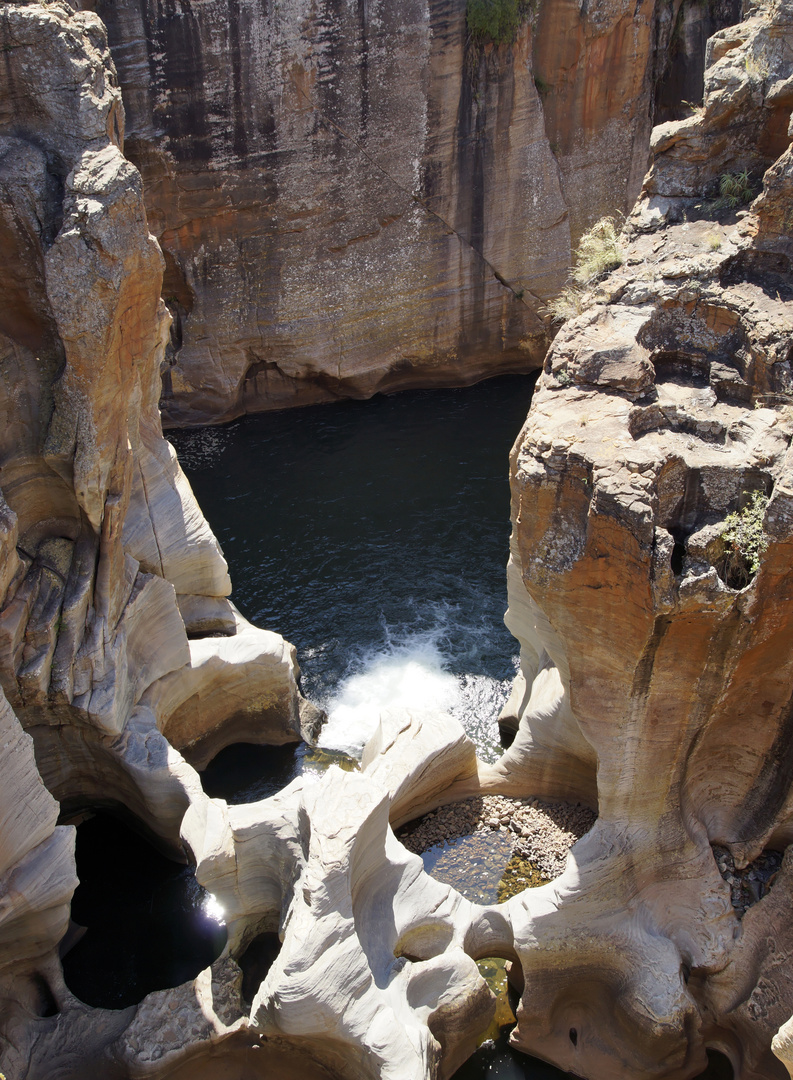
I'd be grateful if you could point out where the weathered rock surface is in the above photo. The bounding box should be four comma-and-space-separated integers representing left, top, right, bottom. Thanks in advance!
5, 3, 793, 1080
500, 6, 793, 1071
0, 5, 311, 1069
77, 0, 739, 424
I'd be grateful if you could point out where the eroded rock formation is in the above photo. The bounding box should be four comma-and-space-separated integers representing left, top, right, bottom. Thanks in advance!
4, 1, 793, 1080
501, 4, 793, 1073
68, 0, 738, 424
0, 6, 312, 1071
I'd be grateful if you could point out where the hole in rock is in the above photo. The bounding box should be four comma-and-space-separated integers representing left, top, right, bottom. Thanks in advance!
394, 922, 455, 962
568, 1028, 577, 1047
470, 957, 520, 1047
712, 844, 782, 916
453, 1022, 575, 1079
61, 811, 226, 1009
671, 538, 686, 575
651, 350, 710, 388
31, 973, 58, 1017
239, 931, 282, 1005
398, 796, 595, 905
696, 1049, 735, 1079
200, 741, 357, 804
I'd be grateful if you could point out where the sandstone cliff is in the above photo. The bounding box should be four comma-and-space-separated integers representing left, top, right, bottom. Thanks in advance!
75, 0, 739, 424
4, 2, 793, 1080
498, 2, 793, 1073
0, 7, 313, 1071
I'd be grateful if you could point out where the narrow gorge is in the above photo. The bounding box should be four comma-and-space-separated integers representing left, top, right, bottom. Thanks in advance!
1, 1, 793, 1079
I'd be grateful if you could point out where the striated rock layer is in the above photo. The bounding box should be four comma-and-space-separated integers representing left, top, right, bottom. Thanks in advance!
75, 0, 738, 424
5, 3, 793, 1080
0, 7, 313, 1072
503, 4, 793, 1075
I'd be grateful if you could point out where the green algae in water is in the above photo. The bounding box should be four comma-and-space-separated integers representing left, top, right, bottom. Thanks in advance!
418, 834, 552, 906
477, 957, 517, 1044
299, 744, 359, 775
200, 742, 357, 805
497, 853, 550, 903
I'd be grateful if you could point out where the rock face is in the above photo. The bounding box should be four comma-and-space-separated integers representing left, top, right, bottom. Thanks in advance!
73, 0, 737, 424
503, 3, 793, 1074
5, 3, 793, 1080
0, 5, 311, 1063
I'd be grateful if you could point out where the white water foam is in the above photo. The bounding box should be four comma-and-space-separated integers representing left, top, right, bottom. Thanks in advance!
318, 632, 460, 757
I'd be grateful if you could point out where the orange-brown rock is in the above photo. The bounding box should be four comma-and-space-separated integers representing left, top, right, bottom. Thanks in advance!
0, 10, 311, 1070
499, 8, 793, 1069
81, 0, 737, 424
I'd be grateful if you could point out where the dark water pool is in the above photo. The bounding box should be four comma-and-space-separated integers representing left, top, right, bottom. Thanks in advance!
170, 375, 536, 761
61, 813, 226, 1009
200, 741, 358, 803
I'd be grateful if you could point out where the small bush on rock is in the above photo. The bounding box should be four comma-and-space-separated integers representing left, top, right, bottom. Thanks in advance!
716, 169, 755, 210
716, 490, 769, 588
467, 0, 533, 45
545, 284, 586, 323
573, 216, 624, 286
543, 216, 623, 324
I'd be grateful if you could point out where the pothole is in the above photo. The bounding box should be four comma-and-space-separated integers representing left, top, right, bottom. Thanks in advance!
238, 931, 282, 1005
712, 843, 782, 916
200, 741, 357, 804
61, 811, 227, 1009
397, 796, 596, 904
475, 957, 517, 1044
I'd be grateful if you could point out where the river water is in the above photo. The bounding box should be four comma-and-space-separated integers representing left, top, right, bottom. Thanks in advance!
172, 374, 537, 763
62, 377, 731, 1078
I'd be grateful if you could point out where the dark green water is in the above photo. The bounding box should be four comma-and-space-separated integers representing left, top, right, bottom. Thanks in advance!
171, 375, 538, 761
62, 378, 735, 1076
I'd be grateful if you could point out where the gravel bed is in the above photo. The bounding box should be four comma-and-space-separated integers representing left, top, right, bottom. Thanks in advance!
713, 844, 782, 916
398, 794, 596, 882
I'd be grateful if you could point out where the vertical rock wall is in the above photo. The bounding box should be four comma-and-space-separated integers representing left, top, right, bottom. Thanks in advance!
500, 4, 793, 1075
76, 0, 738, 424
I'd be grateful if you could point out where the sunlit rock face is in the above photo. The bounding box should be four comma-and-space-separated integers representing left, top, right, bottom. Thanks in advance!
0, 8, 308, 1070
72, 0, 736, 424
5, 3, 793, 1080
503, 4, 793, 1075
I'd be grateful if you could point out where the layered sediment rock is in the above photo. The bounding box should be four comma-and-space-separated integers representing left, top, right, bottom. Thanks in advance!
0, 6, 311, 1068
76, 0, 738, 424
5, 3, 793, 1080
501, 4, 793, 1073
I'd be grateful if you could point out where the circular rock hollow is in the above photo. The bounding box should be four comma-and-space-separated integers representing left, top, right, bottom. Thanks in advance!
200, 741, 357, 803
61, 811, 227, 1009
397, 795, 596, 904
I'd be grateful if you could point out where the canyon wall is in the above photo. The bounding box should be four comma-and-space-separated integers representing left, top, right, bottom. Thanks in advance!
0, 8, 314, 1071
74, 0, 738, 424
4, 3, 793, 1080
500, 2, 793, 1074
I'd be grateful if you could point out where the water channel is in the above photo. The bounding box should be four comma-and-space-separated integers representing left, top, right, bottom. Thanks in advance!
64, 375, 732, 1078
172, 374, 536, 762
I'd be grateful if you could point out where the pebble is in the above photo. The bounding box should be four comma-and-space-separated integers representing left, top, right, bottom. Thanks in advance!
397, 794, 597, 882
712, 843, 783, 916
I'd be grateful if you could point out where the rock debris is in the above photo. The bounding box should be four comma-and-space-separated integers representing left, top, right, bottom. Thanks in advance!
398, 795, 596, 882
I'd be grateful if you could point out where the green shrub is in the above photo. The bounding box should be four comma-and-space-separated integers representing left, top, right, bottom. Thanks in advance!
467, 0, 533, 45
716, 490, 769, 588
542, 215, 623, 325
715, 169, 755, 210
